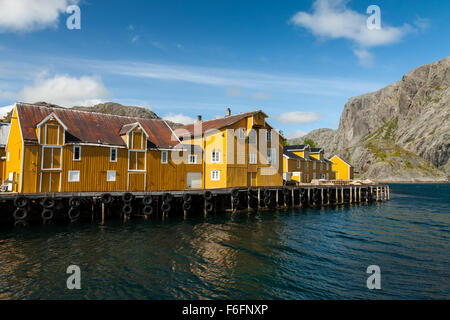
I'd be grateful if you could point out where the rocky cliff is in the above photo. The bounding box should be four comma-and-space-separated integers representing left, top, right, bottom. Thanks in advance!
289, 57, 450, 182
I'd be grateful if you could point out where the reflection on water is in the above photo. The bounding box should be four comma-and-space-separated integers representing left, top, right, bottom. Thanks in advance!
0, 184, 449, 299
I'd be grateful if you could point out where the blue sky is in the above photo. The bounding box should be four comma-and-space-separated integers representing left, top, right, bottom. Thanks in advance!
0, 0, 448, 138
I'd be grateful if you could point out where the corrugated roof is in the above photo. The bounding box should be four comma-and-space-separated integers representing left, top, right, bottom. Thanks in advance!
0, 123, 10, 146
16, 103, 180, 149
283, 147, 307, 161
285, 145, 308, 151
175, 110, 266, 138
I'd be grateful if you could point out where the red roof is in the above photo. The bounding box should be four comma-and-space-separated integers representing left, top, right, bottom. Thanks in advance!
16, 103, 180, 148
175, 110, 266, 138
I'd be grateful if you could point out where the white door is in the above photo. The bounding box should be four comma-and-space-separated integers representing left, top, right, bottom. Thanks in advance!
7, 172, 14, 191
187, 172, 202, 189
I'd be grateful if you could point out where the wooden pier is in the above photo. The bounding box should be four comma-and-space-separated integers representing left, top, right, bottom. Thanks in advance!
0, 184, 390, 227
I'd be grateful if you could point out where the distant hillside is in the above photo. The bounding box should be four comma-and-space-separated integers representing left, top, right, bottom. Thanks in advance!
29, 101, 183, 129
289, 57, 450, 182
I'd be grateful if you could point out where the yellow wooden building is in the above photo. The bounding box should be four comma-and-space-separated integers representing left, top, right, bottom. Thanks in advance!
0, 123, 8, 185
330, 155, 354, 180
283, 145, 335, 183
175, 109, 285, 189
4, 103, 203, 193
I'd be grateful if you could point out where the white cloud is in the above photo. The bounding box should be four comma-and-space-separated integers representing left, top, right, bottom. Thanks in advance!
277, 111, 322, 125
285, 129, 308, 139
0, 0, 77, 32
353, 48, 373, 67
252, 92, 271, 100
226, 87, 245, 97
131, 35, 140, 43
0, 104, 14, 118
163, 113, 196, 125
290, 0, 412, 65
84, 59, 382, 97
19, 75, 110, 107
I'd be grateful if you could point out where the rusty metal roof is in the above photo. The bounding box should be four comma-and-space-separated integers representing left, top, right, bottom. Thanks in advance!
175, 110, 267, 138
16, 103, 180, 149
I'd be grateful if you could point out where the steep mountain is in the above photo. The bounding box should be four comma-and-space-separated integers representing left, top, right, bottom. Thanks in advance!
289, 57, 450, 182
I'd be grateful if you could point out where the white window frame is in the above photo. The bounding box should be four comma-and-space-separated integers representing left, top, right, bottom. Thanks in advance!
211, 150, 221, 163
110, 148, 118, 162
267, 148, 276, 165
313, 162, 316, 170
161, 151, 168, 164
297, 159, 301, 168
211, 170, 220, 181
188, 154, 197, 164
313, 172, 316, 180
106, 170, 116, 182
73, 145, 81, 161
68, 170, 80, 183
266, 130, 272, 142
41, 146, 63, 171
248, 130, 257, 145
248, 152, 257, 164
238, 128, 246, 140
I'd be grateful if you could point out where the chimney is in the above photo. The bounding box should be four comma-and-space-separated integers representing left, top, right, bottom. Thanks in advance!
226, 107, 231, 117
196, 115, 202, 123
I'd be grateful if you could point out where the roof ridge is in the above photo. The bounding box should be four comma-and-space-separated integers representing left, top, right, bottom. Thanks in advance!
180, 110, 261, 127
16, 102, 163, 122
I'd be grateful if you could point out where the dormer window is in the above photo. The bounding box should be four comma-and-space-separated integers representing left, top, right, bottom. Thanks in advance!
266, 130, 272, 142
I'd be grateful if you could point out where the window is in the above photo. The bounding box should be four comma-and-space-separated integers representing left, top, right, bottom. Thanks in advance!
248, 130, 257, 144
249, 152, 257, 164
211, 170, 220, 181
188, 154, 197, 164
110, 148, 117, 162
238, 128, 246, 139
313, 162, 316, 170
211, 150, 220, 163
305, 162, 309, 170
73, 146, 81, 161
68, 170, 80, 182
161, 151, 168, 164
266, 130, 272, 142
267, 148, 276, 165
313, 172, 316, 180
326, 163, 329, 171
107, 170, 116, 182
297, 159, 301, 168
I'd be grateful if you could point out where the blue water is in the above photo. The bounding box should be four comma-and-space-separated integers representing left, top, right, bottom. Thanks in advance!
0, 184, 448, 300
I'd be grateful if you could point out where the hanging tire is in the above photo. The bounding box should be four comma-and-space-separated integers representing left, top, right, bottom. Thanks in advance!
232, 197, 240, 206
101, 193, 113, 205
205, 202, 214, 213
14, 196, 28, 208
42, 198, 56, 209
182, 193, 192, 202
14, 219, 27, 228
204, 191, 213, 201
264, 197, 271, 206
143, 195, 153, 206
68, 208, 81, 220
13, 208, 27, 220
264, 189, 271, 198
182, 202, 191, 211
231, 189, 240, 198
161, 202, 171, 213
69, 197, 81, 208
122, 193, 134, 203
143, 206, 153, 216
42, 209, 54, 221
163, 193, 173, 203
122, 204, 133, 215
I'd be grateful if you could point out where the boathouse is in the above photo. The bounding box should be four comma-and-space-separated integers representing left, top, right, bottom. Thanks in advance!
175, 108, 285, 188
3, 103, 203, 193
